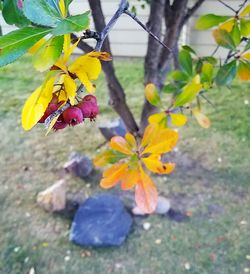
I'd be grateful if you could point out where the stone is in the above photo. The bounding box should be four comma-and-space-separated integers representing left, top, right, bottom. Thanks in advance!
64, 152, 93, 178
167, 208, 188, 222
99, 118, 126, 140
70, 193, 133, 247
143, 222, 151, 231
155, 196, 171, 215
132, 196, 170, 216
37, 180, 66, 212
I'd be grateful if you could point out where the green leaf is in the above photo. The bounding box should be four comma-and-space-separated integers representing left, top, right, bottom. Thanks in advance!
195, 14, 230, 30
0, 27, 51, 67
213, 29, 236, 50
201, 62, 214, 82
230, 23, 241, 46
163, 83, 177, 94
201, 56, 218, 65
179, 49, 193, 76
52, 12, 90, 36
2, 0, 30, 27
23, 0, 62, 27
240, 19, 250, 37
145, 83, 162, 107
169, 70, 189, 82
33, 36, 64, 72
182, 45, 196, 55
215, 60, 237, 86
174, 76, 202, 107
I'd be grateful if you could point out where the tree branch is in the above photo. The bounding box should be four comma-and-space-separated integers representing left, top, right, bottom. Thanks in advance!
87, 0, 139, 133
182, 0, 206, 25
139, 0, 166, 132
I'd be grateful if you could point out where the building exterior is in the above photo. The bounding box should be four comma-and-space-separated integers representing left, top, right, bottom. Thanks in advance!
0, 0, 243, 58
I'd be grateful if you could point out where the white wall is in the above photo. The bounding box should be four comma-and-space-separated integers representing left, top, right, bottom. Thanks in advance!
0, 0, 244, 58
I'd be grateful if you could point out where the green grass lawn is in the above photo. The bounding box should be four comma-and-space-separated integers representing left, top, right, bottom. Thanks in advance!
0, 56, 250, 274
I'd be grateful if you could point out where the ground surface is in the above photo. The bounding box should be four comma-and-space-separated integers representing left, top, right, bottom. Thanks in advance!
0, 57, 250, 274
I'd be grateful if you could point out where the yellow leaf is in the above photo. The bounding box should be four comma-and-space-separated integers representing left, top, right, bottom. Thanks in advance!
219, 18, 234, 32
148, 112, 167, 127
192, 108, 211, 128
242, 52, 250, 61
140, 123, 159, 149
74, 70, 96, 93
63, 74, 77, 105
100, 163, 128, 189
63, 36, 80, 64
110, 136, 134, 155
28, 38, 46, 54
22, 77, 55, 130
125, 132, 136, 148
240, 4, 250, 17
170, 113, 188, 127
142, 127, 178, 155
69, 52, 102, 80
143, 154, 175, 174
145, 83, 161, 107
135, 167, 158, 214
59, 0, 66, 17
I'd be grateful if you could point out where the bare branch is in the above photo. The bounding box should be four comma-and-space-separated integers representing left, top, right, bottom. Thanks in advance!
182, 0, 206, 24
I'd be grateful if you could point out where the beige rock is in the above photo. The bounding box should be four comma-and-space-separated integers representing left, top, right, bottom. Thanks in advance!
37, 180, 66, 212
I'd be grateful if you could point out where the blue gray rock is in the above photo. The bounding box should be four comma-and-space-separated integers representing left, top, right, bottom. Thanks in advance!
64, 152, 93, 178
70, 193, 133, 247
99, 118, 126, 140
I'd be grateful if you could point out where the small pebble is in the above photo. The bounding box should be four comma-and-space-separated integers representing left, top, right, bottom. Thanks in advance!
64, 256, 70, 262
184, 262, 191, 270
29, 268, 35, 274
173, 147, 179, 152
24, 257, 29, 263
217, 157, 222, 163
143, 222, 151, 231
240, 220, 247, 225
246, 255, 250, 260
25, 212, 31, 218
155, 239, 162, 245
244, 99, 249, 105
244, 268, 250, 273
14, 247, 20, 253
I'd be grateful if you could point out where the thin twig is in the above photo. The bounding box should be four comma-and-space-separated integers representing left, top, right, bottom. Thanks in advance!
217, 0, 237, 13
124, 10, 172, 52
95, 0, 129, 51
236, 0, 248, 13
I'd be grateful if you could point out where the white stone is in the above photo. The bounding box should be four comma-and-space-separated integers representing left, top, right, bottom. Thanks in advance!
37, 180, 66, 212
184, 262, 191, 270
132, 206, 147, 216
143, 222, 151, 231
155, 196, 171, 215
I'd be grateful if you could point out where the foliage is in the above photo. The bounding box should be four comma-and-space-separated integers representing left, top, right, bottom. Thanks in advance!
0, 0, 249, 214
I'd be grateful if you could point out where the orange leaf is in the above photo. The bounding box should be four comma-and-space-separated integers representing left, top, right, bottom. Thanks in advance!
192, 108, 211, 128
142, 154, 175, 174
135, 168, 158, 214
110, 136, 134, 155
100, 163, 128, 189
88, 51, 112, 61
121, 168, 139, 190
237, 61, 250, 81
